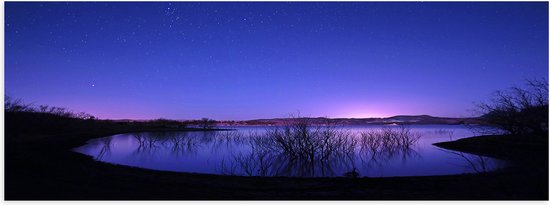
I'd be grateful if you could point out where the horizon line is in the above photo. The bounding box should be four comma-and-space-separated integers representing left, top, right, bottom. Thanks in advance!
101, 114, 480, 122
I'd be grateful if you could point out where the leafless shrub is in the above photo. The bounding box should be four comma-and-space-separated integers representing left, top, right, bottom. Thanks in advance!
199, 118, 216, 129
358, 126, 421, 166
214, 115, 365, 177
233, 151, 273, 177
476, 78, 548, 136
5, 96, 34, 112
262, 116, 356, 163
5, 95, 96, 120
39, 105, 49, 113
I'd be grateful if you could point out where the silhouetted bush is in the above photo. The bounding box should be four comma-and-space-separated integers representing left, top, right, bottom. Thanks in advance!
477, 79, 548, 136
263, 117, 355, 163
5, 96, 111, 137
5, 96, 96, 120
357, 126, 421, 166
222, 117, 422, 177
198, 118, 216, 129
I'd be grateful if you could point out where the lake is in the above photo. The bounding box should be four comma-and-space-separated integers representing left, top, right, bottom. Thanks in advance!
73, 125, 507, 177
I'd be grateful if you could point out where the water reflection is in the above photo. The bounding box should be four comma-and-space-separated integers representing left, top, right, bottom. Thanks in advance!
132, 132, 201, 157
433, 129, 455, 141
74, 125, 507, 177
438, 148, 497, 173
357, 127, 422, 168
96, 137, 112, 160
228, 137, 358, 177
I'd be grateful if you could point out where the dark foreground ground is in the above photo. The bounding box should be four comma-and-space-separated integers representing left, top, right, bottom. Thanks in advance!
5, 126, 549, 200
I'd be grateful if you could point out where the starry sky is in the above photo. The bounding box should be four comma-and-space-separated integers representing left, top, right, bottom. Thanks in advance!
5, 2, 549, 120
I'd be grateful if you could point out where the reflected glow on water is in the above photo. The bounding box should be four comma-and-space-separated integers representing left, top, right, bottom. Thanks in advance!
73, 125, 507, 177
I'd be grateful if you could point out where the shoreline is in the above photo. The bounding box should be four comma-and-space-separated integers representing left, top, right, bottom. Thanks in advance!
6, 127, 548, 200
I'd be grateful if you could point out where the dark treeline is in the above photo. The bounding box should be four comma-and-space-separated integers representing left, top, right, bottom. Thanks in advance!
6, 96, 112, 137
5, 78, 547, 138
4, 96, 217, 139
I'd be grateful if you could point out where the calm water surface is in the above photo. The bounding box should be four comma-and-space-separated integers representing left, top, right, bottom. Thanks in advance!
74, 125, 507, 177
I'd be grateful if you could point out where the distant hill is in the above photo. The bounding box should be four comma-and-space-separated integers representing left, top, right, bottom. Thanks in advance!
216, 115, 486, 126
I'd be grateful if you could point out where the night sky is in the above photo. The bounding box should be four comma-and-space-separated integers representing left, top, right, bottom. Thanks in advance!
5, 2, 548, 120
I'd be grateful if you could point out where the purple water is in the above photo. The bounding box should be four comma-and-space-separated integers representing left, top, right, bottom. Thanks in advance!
73, 125, 507, 177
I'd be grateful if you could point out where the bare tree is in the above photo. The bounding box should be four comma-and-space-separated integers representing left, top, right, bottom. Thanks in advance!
477, 78, 548, 136
199, 117, 216, 129
5, 95, 97, 120
5, 96, 34, 112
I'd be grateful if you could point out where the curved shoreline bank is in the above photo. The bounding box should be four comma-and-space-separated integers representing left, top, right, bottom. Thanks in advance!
6, 128, 548, 200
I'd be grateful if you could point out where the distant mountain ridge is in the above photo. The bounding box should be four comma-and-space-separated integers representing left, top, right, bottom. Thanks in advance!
216, 115, 485, 126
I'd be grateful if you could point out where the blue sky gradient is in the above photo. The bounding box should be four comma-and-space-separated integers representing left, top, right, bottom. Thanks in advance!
5, 2, 548, 120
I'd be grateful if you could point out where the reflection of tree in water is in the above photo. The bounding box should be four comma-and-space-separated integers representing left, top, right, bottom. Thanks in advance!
210, 131, 246, 155
163, 132, 202, 157
131, 132, 167, 160
438, 148, 497, 173
222, 124, 423, 177
358, 145, 421, 169
133, 132, 183, 147
227, 140, 358, 177
358, 127, 422, 168
198, 131, 217, 143
433, 129, 455, 141
96, 137, 113, 160
131, 132, 203, 158
126, 124, 424, 177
